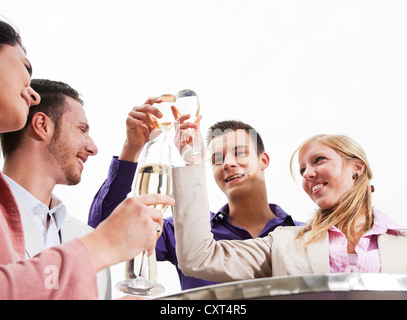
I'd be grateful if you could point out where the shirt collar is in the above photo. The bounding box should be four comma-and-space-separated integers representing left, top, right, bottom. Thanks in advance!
211, 203, 291, 222
47, 194, 67, 230
3, 174, 67, 230
329, 208, 406, 236
369, 208, 406, 235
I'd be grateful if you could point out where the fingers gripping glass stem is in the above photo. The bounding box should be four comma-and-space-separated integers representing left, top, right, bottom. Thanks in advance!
175, 89, 207, 164
116, 140, 171, 297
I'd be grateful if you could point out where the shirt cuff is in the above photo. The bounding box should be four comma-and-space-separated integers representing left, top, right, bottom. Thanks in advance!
108, 156, 138, 185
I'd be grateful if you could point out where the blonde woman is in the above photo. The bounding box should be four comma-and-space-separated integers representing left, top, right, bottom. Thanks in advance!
172, 134, 407, 282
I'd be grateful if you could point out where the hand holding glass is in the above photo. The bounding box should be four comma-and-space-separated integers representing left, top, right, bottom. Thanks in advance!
175, 89, 205, 163
116, 139, 172, 296
152, 94, 176, 134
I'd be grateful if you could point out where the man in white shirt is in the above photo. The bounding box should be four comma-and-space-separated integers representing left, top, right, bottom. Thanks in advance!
0, 79, 110, 299
3, 178, 66, 249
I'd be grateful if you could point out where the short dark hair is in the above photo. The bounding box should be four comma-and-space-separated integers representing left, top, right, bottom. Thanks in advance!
0, 19, 24, 50
206, 120, 265, 155
0, 79, 83, 157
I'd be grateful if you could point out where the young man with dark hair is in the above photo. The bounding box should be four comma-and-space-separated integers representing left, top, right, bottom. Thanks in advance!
1, 79, 111, 298
88, 99, 302, 290
0, 19, 171, 300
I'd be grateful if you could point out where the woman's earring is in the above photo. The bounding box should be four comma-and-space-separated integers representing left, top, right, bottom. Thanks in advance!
352, 173, 359, 180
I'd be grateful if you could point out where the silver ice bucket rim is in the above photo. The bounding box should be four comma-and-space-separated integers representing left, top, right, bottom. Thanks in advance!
156, 273, 407, 300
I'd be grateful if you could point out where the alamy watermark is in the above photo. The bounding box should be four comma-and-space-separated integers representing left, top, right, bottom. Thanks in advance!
44, 264, 59, 290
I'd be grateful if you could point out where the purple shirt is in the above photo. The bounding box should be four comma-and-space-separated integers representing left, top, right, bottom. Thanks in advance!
88, 157, 302, 290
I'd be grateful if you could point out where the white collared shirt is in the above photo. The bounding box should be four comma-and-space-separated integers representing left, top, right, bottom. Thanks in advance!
4, 175, 67, 248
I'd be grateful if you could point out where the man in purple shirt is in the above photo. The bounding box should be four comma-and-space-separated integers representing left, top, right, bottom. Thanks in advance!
88, 97, 301, 290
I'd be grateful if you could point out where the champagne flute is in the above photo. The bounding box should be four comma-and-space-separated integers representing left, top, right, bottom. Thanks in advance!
175, 89, 205, 163
152, 94, 176, 135
116, 140, 172, 296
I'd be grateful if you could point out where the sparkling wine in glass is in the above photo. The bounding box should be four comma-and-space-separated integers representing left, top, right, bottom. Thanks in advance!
175, 89, 200, 119
152, 94, 176, 134
116, 140, 172, 297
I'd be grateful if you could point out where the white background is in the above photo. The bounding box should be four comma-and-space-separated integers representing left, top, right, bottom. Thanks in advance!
2, 1, 407, 298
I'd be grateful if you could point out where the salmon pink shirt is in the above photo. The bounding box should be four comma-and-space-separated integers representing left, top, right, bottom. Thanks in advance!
0, 172, 98, 299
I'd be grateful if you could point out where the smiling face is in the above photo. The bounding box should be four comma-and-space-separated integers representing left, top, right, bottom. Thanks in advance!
209, 129, 269, 200
299, 140, 360, 210
47, 96, 98, 185
0, 44, 40, 133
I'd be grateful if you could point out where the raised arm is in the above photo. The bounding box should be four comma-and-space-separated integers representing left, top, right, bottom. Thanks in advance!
172, 165, 273, 282
88, 98, 164, 228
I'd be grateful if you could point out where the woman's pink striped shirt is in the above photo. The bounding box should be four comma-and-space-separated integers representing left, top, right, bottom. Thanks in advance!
328, 209, 406, 273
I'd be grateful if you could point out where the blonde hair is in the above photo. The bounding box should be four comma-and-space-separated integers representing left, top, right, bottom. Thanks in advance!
290, 134, 374, 247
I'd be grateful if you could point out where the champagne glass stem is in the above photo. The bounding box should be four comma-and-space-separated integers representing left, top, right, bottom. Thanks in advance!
160, 132, 168, 163
138, 250, 148, 278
